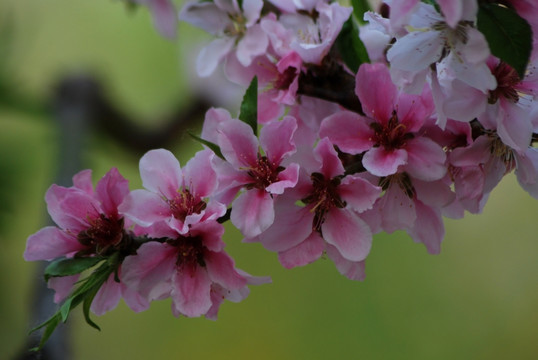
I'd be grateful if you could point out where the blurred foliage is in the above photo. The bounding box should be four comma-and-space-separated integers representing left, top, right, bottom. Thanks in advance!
1, 0, 537, 359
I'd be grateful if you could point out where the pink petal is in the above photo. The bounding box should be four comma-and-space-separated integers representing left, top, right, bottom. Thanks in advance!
322, 208, 372, 262
314, 138, 345, 179
204, 251, 247, 289
118, 189, 171, 227
319, 111, 374, 154
179, 2, 229, 34
257, 199, 313, 252
242, 0, 264, 26
408, 200, 444, 254
338, 175, 381, 213
149, 0, 178, 39
217, 118, 259, 168
72, 169, 93, 194
236, 24, 268, 66
45, 185, 99, 232
356, 63, 397, 122
121, 283, 151, 313
404, 137, 447, 181
24, 227, 82, 261
277, 232, 325, 269
121, 242, 176, 301
91, 274, 122, 316
171, 266, 212, 317
387, 30, 444, 72
260, 116, 297, 164
266, 163, 300, 195
325, 244, 366, 281
95, 168, 129, 216
183, 149, 218, 197
189, 220, 225, 253
201, 107, 234, 144
231, 190, 275, 238
139, 149, 182, 199
437, 0, 462, 28
197, 38, 235, 77
378, 185, 416, 233
362, 147, 408, 177
48, 275, 79, 303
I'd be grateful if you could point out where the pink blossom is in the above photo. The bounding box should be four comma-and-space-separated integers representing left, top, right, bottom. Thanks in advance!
24, 168, 149, 315
119, 149, 226, 236
255, 138, 381, 280
209, 115, 300, 238
225, 51, 303, 123
179, 0, 268, 76
320, 63, 446, 181
121, 221, 269, 318
261, 2, 352, 64
478, 55, 538, 154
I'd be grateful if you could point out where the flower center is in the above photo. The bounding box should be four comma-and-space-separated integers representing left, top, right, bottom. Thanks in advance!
301, 172, 345, 231
245, 155, 284, 190
370, 110, 413, 150
167, 189, 207, 222
488, 62, 520, 104
274, 67, 297, 90
77, 214, 124, 255
168, 235, 206, 276
379, 172, 415, 198
488, 133, 516, 171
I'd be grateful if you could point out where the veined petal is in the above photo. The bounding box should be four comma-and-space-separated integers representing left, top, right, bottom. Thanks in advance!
266, 163, 300, 195
320, 111, 374, 154
183, 149, 218, 197
408, 200, 444, 254
91, 274, 122, 316
387, 30, 444, 72
362, 147, 408, 177
171, 266, 212, 317
277, 232, 324, 269
260, 116, 297, 164
404, 137, 447, 181
236, 24, 268, 66
121, 242, 176, 301
197, 38, 235, 77
231, 190, 275, 238
257, 199, 313, 252
205, 251, 247, 289
118, 189, 171, 227
339, 176, 381, 213
217, 118, 259, 168
179, 1, 230, 35
356, 63, 397, 122
322, 209, 372, 262
139, 149, 182, 199
24, 227, 81, 261
325, 244, 366, 281
95, 168, 129, 216
314, 138, 345, 179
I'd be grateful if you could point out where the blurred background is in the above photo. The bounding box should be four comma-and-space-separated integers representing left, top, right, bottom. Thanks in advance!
1, 0, 537, 359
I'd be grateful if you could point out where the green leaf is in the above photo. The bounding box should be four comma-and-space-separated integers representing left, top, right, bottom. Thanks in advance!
188, 131, 224, 159
335, 16, 370, 73
60, 297, 73, 322
239, 76, 258, 136
351, 0, 371, 25
44, 256, 104, 281
477, 3, 532, 79
82, 287, 102, 331
28, 314, 61, 352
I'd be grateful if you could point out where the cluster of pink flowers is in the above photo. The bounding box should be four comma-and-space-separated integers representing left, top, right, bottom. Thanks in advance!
25, 0, 538, 346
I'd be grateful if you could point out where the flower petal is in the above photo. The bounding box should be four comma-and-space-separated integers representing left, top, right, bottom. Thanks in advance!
322, 208, 372, 262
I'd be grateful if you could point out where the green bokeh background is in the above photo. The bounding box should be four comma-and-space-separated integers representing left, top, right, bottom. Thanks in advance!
1, 1, 537, 359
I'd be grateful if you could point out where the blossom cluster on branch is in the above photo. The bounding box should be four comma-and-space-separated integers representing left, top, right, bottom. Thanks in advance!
24, 0, 538, 351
